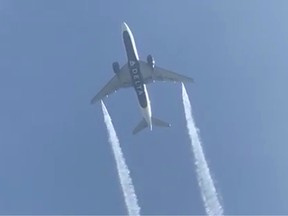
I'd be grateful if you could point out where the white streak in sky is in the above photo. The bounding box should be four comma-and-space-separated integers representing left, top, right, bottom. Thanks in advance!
101, 101, 141, 216
181, 83, 223, 216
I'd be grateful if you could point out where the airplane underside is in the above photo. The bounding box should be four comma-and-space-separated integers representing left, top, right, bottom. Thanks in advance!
91, 22, 193, 134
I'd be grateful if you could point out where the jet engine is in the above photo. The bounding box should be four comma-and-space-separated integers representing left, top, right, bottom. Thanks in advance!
112, 62, 120, 74
147, 54, 155, 69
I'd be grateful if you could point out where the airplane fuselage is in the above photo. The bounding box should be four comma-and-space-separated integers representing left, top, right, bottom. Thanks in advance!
122, 23, 152, 130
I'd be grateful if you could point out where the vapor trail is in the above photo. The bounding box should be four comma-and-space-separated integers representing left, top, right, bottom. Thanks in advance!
101, 101, 141, 216
181, 83, 223, 216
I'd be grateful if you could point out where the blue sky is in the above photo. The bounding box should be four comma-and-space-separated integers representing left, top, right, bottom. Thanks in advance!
1, 0, 288, 214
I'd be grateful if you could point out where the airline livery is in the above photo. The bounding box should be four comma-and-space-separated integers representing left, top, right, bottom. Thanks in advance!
91, 22, 193, 134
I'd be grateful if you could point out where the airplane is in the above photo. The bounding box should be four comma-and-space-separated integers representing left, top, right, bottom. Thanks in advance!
91, 22, 193, 134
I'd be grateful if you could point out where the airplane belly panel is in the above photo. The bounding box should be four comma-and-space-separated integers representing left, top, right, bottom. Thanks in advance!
128, 60, 147, 108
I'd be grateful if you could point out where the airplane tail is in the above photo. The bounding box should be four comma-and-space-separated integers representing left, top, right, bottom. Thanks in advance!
132, 117, 171, 135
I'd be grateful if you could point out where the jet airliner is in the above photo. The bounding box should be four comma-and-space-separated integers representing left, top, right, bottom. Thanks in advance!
91, 22, 193, 134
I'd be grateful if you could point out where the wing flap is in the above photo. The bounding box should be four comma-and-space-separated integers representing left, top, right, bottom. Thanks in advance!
91, 63, 132, 104
153, 66, 194, 83
139, 61, 193, 84
91, 75, 121, 104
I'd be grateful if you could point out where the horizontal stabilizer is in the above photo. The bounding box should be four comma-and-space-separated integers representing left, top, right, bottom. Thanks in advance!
132, 117, 171, 135
151, 117, 171, 128
133, 118, 147, 135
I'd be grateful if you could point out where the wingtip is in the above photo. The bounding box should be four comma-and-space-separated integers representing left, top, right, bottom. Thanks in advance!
132, 128, 139, 135
188, 78, 194, 83
185, 79, 194, 84
90, 99, 96, 105
90, 96, 102, 105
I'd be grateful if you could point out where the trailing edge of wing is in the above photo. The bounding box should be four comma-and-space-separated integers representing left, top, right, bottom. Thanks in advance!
139, 61, 193, 84
91, 63, 132, 104
153, 65, 194, 83
90, 75, 121, 104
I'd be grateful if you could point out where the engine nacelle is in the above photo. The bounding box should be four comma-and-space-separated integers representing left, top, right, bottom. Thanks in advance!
112, 62, 120, 74
147, 54, 155, 69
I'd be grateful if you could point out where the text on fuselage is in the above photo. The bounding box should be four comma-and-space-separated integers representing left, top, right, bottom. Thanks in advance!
129, 60, 144, 96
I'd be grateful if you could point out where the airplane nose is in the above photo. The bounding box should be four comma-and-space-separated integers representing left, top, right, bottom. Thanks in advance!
122, 22, 129, 32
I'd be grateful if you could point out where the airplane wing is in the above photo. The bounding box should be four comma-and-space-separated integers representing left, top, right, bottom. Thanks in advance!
139, 61, 193, 84
91, 64, 132, 104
